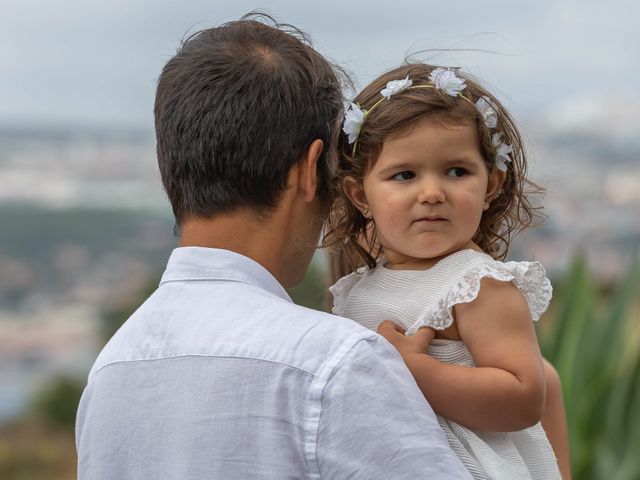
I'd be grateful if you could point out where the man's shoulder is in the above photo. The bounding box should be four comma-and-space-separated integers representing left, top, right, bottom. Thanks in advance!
240, 298, 383, 380
279, 298, 372, 335
88, 285, 380, 383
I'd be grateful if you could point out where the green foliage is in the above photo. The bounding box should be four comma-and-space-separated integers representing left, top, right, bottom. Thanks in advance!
31, 376, 85, 428
287, 257, 330, 312
0, 206, 172, 264
538, 254, 640, 480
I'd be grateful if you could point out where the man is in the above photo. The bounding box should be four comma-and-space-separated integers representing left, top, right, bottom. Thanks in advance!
76, 14, 471, 479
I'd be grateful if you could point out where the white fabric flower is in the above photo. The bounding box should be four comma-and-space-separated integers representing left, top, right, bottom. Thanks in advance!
343, 103, 366, 144
380, 75, 413, 99
429, 68, 467, 96
475, 96, 498, 129
492, 133, 513, 172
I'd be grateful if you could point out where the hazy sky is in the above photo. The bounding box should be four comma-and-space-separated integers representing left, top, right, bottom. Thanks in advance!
1, 0, 638, 130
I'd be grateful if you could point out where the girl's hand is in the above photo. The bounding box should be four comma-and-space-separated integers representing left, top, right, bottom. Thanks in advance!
377, 320, 435, 357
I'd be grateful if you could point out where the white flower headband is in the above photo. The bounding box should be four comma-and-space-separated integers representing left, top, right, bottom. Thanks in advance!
343, 67, 512, 172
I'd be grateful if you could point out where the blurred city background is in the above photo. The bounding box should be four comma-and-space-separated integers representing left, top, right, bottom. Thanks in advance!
1, 1, 638, 479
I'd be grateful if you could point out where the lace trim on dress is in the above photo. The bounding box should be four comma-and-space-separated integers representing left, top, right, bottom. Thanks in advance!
329, 271, 363, 315
407, 260, 553, 335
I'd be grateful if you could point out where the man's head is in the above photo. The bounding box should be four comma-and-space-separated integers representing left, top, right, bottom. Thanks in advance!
154, 13, 344, 226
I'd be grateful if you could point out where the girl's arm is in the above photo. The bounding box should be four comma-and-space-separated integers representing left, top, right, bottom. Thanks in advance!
379, 277, 546, 432
541, 358, 572, 479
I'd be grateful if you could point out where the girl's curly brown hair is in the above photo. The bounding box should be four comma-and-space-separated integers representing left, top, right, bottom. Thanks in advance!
324, 63, 544, 270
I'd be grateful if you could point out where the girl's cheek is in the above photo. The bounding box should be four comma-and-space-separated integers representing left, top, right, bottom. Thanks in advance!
388, 212, 408, 230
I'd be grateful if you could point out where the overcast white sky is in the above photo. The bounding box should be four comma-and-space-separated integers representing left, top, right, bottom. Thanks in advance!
1, 0, 638, 131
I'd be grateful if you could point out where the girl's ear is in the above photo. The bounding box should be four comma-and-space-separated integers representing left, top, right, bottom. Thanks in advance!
343, 177, 370, 215
485, 168, 506, 207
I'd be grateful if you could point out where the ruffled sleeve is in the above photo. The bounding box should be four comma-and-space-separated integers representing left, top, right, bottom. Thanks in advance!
329, 271, 363, 316
406, 259, 552, 335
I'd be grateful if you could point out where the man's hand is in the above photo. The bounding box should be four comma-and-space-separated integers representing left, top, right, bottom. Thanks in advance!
376, 320, 435, 357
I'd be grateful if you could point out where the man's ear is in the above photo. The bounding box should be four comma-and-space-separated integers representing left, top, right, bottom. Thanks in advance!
343, 176, 370, 215
485, 168, 506, 207
297, 139, 324, 202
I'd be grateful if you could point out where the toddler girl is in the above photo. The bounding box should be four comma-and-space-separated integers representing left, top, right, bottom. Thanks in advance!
327, 64, 564, 479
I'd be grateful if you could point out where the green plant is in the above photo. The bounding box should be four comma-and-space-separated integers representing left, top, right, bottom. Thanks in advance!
538, 254, 640, 480
31, 376, 85, 428
287, 255, 330, 311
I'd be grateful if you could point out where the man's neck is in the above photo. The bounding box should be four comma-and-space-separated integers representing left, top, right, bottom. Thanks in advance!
178, 210, 287, 284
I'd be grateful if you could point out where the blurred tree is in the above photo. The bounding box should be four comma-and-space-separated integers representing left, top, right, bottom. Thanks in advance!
32, 376, 85, 428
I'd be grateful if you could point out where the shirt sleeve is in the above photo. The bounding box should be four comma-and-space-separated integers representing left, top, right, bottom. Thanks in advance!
316, 335, 472, 479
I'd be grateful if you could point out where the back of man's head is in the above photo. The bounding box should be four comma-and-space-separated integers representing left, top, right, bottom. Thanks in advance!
154, 13, 344, 226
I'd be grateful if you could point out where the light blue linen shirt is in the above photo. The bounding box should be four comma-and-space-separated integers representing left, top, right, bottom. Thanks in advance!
76, 247, 470, 479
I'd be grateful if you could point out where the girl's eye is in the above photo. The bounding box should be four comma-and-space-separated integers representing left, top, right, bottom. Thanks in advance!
392, 171, 415, 181
446, 167, 468, 178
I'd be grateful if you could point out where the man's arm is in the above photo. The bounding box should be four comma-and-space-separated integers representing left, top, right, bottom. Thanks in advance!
316, 335, 472, 480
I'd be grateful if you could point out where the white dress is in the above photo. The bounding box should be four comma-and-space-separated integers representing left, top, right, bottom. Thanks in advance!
330, 249, 561, 480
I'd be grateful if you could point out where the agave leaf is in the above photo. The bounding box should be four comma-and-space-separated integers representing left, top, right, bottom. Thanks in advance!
542, 253, 640, 478
542, 256, 588, 363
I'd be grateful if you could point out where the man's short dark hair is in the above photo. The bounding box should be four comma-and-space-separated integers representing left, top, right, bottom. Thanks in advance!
154, 13, 344, 224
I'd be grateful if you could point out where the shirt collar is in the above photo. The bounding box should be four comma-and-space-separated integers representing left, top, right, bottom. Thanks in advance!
160, 247, 292, 302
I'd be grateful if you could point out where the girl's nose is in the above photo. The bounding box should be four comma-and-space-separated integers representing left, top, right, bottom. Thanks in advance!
417, 179, 445, 204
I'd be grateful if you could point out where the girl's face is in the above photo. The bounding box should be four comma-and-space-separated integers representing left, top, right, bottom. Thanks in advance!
345, 118, 503, 269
